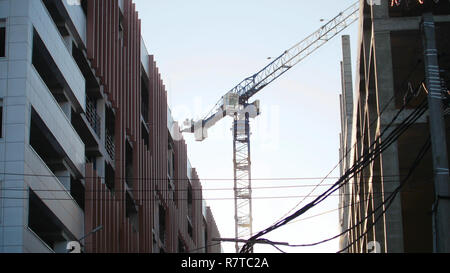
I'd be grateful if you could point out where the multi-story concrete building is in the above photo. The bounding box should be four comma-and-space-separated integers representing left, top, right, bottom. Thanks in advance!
339, 0, 450, 253
0, 0, 221, 253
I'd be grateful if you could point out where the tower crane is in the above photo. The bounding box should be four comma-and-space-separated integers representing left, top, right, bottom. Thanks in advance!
181, 2, 360, 253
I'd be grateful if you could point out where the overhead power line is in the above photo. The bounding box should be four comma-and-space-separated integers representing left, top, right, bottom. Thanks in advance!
264, 95, 425, 240
270, 62, 424, 226
240, 96, 429, 253
245, 130, 431, 253
0, 177, 422, 193
0, 171, 413, 182
337, 136, 432, 253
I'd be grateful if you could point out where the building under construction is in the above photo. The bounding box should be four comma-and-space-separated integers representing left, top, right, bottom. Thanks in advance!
339, 0, 450, 253
0, 0, 221, 253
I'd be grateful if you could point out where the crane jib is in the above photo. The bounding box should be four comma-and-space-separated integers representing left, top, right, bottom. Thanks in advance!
236, 2, 359, 102
196, 1, 359, 127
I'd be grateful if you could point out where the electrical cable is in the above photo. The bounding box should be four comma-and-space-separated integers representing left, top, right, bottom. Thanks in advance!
291, 91, 428, 215
285, 191, 403, 225
246, 133, 431, 253
240, 97, 428, 253
0, 179, 422, 193
186, 233, 257, 253
289, 99, 428, 222
284, 129, 431, 251
258, 239, 287, 253
337, 136, 432, 253
187, 242, 222, 253
269, 61, 424, 226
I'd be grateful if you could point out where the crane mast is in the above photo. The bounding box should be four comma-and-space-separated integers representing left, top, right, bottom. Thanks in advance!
233, 112, 253, 253
182, 1, 360, 253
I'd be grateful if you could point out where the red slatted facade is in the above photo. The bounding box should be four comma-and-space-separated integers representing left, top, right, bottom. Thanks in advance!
84, 0, 210, 253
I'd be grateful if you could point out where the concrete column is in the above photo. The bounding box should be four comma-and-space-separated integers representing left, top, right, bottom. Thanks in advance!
339, 35, 354, 252
373, 30, 404, 253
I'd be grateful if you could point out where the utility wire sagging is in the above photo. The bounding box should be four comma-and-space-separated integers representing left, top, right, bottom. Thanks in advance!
267, 59, 425, 230
240, 91, 430, 253
255, 137, 431, 252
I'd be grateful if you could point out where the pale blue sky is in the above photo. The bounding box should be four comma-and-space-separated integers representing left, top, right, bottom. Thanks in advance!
134, 0, 359, 253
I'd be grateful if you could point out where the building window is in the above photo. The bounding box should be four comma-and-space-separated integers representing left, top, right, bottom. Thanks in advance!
105, 106, 116, 161
104, 161, 115, 192
188, 220, 193, 239
30, 107, 66, 176
141, 73, 150, 150
152, 229, 158, 253
119, 13, 124, 47
86, 96, 101, 138
168, 137, 176, 202
159, 204, 166, 246
81, 0, 87, 15
187, 181, 193, 220
42, 0, 72, 49
70, 176, 85, 211
167, 140, 175, 181
187, 181, 193, 239
141, 123, 149, 148
125, 140, 133, 189
141, 74, 149, 124
32, 28, 71, 108
168, 136, 176, 198
0, 19, 5, 57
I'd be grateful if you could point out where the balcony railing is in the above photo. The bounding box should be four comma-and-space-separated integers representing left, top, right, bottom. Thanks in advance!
86, 98, 101, 138
105, 129, 115, 161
